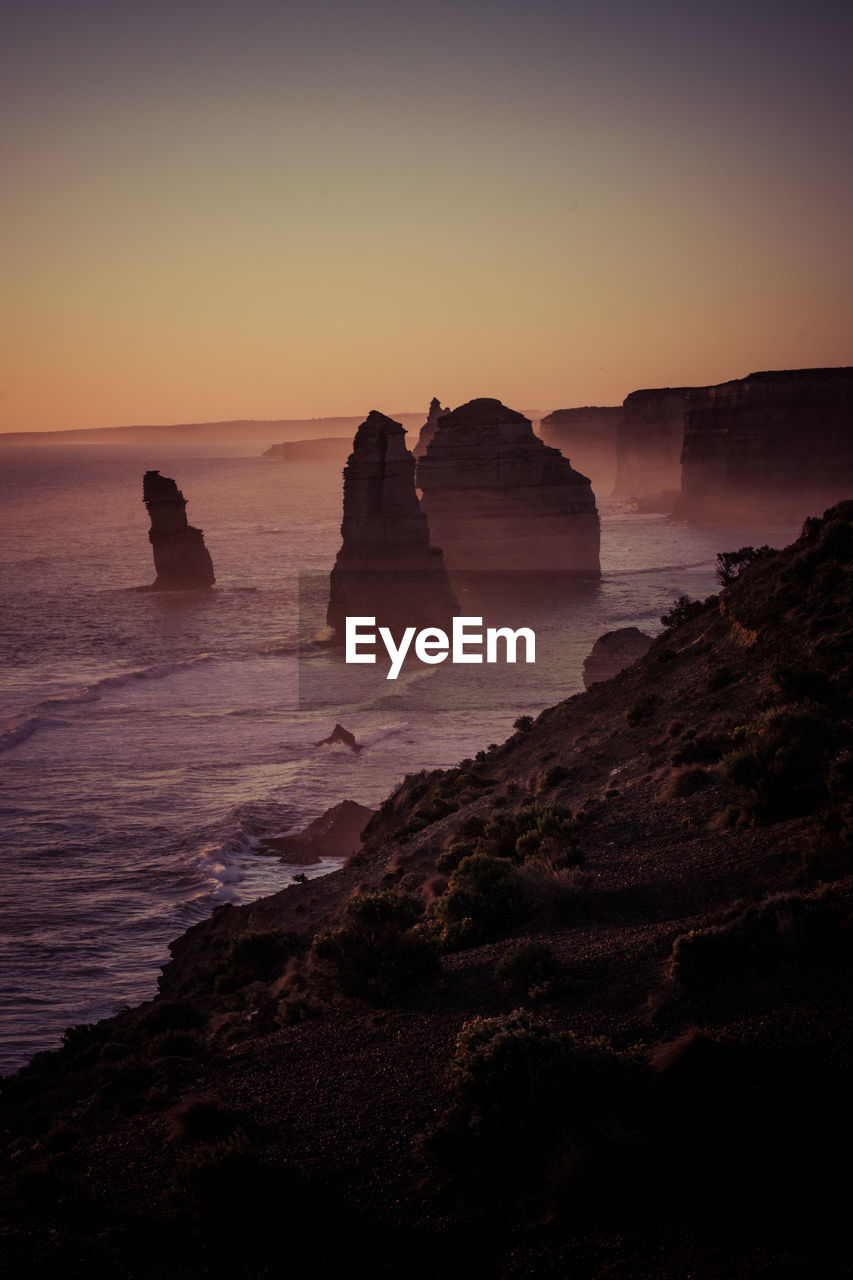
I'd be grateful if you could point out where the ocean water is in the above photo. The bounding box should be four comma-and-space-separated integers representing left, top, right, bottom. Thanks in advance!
0, 443, 800, 1072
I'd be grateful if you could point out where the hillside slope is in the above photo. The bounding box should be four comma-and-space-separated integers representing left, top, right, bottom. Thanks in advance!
3, 505, 853, 1278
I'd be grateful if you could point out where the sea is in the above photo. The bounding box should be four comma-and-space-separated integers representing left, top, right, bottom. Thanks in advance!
0, 441, 801, 1073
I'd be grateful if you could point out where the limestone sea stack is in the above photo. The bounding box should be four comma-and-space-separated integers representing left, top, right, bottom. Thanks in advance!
416, 397, 601, 574
326, 411, 457, 642
613, 388, 691, 507
142, 470, 215, 589
412, 397, 450, 459
678, 368, 853, 523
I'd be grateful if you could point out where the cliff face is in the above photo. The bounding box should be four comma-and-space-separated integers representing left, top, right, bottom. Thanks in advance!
142, 471, 215, 589
679, 368, 853, 522
263, 437, 351, 461
613, 388, 691, 504
326, 411, 457, 641
416, 397, 601, 574
538, 405, 622, 490
412, 397, 449, 459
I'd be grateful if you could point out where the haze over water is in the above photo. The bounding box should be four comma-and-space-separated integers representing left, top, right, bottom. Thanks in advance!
0, 441, 801, 1072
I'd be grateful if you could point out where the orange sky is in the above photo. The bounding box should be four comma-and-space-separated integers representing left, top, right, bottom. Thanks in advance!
3, 1, 851, 432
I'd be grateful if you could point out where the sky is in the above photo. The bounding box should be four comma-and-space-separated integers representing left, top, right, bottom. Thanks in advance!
3, 0, 852, 431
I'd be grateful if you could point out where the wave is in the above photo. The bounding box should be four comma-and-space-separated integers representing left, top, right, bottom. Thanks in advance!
188, 802, 344, 905
0, 654, 216, 753
0, 715, 44, 752
607, 559, 717, 577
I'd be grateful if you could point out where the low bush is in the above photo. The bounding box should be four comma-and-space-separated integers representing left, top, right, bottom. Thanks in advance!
214, 931, 295, 995
716, 545, 773, 587
626, 694, 662, 727
668, 889, 850, 994
435, 855, 526, 948
421, 1011, 649, 1193
671, 731, 731, 766
311, 891, 439, 1003
495, 941, 557, 993
660, 595, 710, 629
723, 703, 843, 823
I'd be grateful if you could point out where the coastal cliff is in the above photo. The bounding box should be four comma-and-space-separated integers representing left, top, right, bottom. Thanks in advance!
679, 367, 853, 522
5, 505, 853, 1277
613, 387, 691, 506
263, 438, 352, 462
538, 405, 622, 489
416, 397, 601, 574
326, 411, 456, 641
142, 470, 215, 589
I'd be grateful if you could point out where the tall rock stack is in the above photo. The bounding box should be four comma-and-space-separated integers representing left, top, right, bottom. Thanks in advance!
412, 397, 449, 459
679, 367, 853, 523
142, 471, 215, 589
326, 411, 457, 641
613, 388, 691, 505
416, 397, 601, 574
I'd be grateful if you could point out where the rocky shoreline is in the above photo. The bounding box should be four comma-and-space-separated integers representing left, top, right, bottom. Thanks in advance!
3, 506, 853, 1277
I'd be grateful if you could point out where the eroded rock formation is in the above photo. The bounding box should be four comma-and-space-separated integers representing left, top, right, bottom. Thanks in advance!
258, 799, 376, 863
142, 470, 215, 589
613, 388, 691, 507
416, 397, 600, 574
678, 368, 853, 523
412, 397, 449, 459
326, 411, 457, 642
582, 627, 654, 689
539, 406, 622, 489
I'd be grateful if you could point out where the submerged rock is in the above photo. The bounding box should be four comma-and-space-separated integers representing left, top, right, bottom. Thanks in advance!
142, 471, 215, 589
318, 724, 363, 752
416, 397, 601, 574
582, 627, 654, 688
326, 411, 457, 643
412, 397, 449, 459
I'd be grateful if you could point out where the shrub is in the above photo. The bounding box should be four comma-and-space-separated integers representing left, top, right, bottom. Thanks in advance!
311, 891, 439, 1003
139, 1000, 206, 1035
495, 941, 557, 993
513, 715, 534, 733
145, 1028, 200, 1057
668, 767, 713, 798
214, 931, 294, 994
660, 595, 707, 629
671, 731, 730, 766
668, 889, 850, 994
626, 694, 661, 727
514, 861, 593, 919
716, 545, 773, 587
421, 1011, 649, 1191
435, 855, 526, 948
540, 764, 570, 788
436, 841, 474, 874
723, 704, 842, 823
173, 1099, 238, 1142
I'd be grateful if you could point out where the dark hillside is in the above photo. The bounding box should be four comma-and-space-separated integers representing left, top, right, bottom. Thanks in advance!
3, 505, 853, 1278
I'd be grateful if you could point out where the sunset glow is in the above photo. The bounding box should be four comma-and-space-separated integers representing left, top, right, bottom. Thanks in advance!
3, 0, 852, 431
